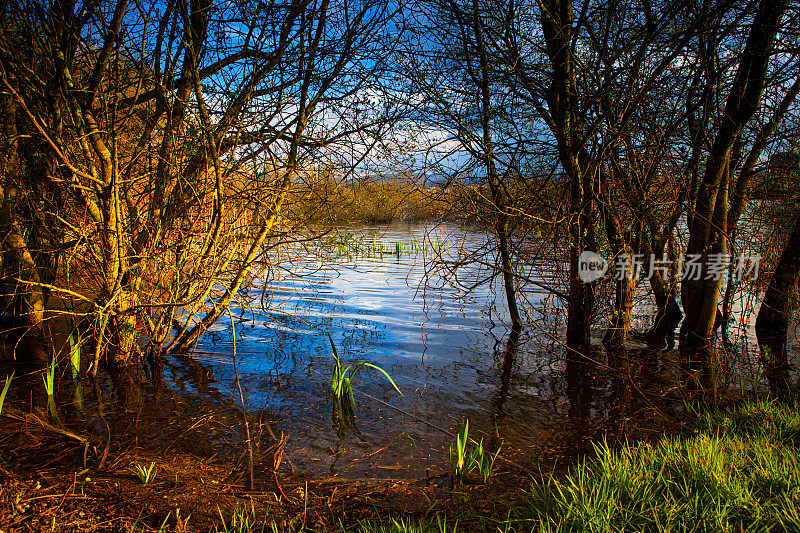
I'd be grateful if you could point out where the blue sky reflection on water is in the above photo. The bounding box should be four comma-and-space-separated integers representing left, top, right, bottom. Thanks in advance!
174, 223, 605, 477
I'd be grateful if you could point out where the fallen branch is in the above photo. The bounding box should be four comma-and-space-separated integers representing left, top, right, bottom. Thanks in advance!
1, 411, 88, 444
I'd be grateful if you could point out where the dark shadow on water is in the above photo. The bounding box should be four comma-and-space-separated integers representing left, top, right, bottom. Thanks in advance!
605, 345, 633, 439
492, 326, 521, 414
646, 315, 681, 350
490, 326, 521, 452
564, 343, 596, 455
757, 335, 793, 396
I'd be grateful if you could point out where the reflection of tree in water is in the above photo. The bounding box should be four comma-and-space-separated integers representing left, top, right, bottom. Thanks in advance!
490, 328, 520, 453
564, 350, 595, 455
605, 346, 633, 439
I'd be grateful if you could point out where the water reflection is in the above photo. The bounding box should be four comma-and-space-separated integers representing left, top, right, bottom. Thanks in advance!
180, 223, 585, 475
564, 347, 595, 455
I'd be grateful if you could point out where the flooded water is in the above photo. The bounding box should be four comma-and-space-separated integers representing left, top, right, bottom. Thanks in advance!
1, 222, 776, 481
154, 223, 693, 478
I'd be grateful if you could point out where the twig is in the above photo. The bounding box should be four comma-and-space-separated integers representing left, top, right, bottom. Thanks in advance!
228, 309, 254, 491
358, 391, 455, 437
353, 445, 389, 462
55, 471, 76, 511
272, 433, 291, 502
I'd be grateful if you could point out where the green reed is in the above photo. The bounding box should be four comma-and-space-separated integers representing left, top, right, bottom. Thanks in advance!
132, 461, 157, 485
42, 355, 56, 397
0, 372, 13, 414
472, 438, 501, 484
449, 419, 500, 485
324, 233, 448, 259
450, 419, 470, 483
68, 326, 81, 379
328, 333, 402, 429
42, 355, 61, 423
68, 324, 85, 415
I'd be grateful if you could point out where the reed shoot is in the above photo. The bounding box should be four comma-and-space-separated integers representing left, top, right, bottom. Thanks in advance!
68, 327, 81, 380
472, 439, 501, 484
42, 356, 56, 397
329, 334, 402, 402
449, 419, 500, 485
0, 372, 13, 414
450, 419, 470, 484
42, 356, 60, 423
328, 333, 402, 429
132, 462, 157, 485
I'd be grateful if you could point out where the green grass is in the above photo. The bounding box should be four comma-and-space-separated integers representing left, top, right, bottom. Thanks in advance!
528, 399, 800, 532
353, 516, 459, 533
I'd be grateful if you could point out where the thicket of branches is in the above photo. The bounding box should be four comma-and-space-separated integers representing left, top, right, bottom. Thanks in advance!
398, 0, 800, 388
1, 0, 799, 391
0, 0, 401, 369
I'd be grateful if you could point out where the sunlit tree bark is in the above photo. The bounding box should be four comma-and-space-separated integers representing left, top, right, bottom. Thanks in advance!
681, 0, 791, 357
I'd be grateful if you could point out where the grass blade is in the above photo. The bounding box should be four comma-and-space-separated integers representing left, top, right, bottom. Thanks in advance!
0, 372, 13, 414
361, 363, 403, 396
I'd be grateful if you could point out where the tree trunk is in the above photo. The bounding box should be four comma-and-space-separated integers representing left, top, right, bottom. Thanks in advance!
601, 175, 635, 347
472, 0, 522, 333
537, 0, 595, 348
681, 0, 789, 355
755, 215, 800, 393
0, 91, 48, 364
497, 219, 523, 331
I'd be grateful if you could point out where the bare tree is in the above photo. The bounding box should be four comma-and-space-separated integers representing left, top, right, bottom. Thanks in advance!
681, 0, 791, 360
0, 0, 400, 370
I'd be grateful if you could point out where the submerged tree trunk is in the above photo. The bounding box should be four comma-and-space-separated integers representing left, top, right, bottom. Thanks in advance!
537, 0, 595, 348
601, 174, 636, 347
643, 235, 682, 326
496, 220, 522, 332
681, 0, 788, 356
0, 91, 47, 364
604, 262, 636, 348
566, 167, 596, 348
471, 0, 522, 334
755, 215, 800, 392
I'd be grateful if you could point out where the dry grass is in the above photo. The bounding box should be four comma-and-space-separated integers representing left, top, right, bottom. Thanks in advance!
287, 175, 447, 225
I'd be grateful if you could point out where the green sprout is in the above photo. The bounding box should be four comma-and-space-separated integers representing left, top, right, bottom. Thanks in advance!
132, 462, 157, 485
0, 372, 14, 415
328, 333, 402, 430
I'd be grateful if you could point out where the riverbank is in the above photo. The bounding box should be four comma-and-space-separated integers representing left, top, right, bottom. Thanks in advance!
2, 396, 796, 531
